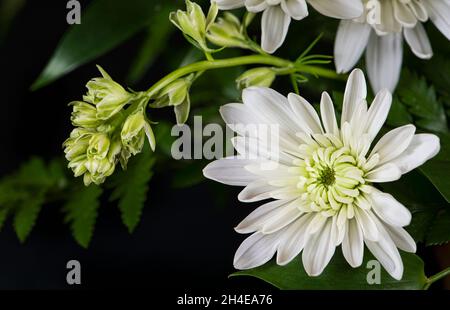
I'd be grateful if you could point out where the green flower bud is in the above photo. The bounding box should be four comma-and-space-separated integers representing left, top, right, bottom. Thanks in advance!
174, 95, 191, 125
170, 0, 218, 50
87, 133, 110, 160
84, 65, 132, 120
70, 101, 100, 128
236, 67, 276, 89
121, 109, 156, 155
207, 12, 248, 49
152, 78, 190, 108
63, 129, 94, 161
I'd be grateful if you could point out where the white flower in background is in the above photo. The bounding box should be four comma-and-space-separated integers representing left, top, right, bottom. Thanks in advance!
334, 0, 450, 92
214, 0, 364, 53
203, 69, 440, 279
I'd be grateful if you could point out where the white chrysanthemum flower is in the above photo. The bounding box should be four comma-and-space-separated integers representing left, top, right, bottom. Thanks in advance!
334, 0, 450, 92
203, 69, 440, 279
214, 0, 363, 53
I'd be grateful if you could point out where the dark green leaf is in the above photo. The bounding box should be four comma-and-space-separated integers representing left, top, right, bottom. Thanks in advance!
230, 252, 427, 290
0, 209, 8, 231
380, 171, 450, 245
64, 185, 102, 248
420, 133, 450, 203
426, 209, 450, 246
172, 160, 207, 188
109, 145, 155, 233
386, 97, 413, 127
31, 0, 180, 90
127, 5, 176, 84
397, 70, 448, 133
13, 190, 45, 243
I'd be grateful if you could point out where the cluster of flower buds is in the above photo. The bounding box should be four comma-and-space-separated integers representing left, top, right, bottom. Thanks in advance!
170, 0, 218, 52
64, 66, 155, 186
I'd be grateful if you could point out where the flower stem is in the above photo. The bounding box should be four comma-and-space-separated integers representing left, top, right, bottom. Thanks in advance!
423, 267, 450, 290
145, 54, 342, 98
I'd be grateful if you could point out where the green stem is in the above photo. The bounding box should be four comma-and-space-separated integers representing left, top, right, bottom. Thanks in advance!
290, 74, 299, 95
424, 267, 450, 290
145, 55, 341, 98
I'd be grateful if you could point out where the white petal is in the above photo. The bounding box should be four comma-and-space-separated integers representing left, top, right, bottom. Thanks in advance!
370, 124, 416, 166
365, 230, 403, 280
366, 32, 403, 93
341, 69, 367, 127
393, 0, 418, 28
365, 89, 392, 141
203, 157, 259, 186
261, 6, 291, 53
354, 208, 379, 241
424, 0, 450, 40
235, 199, 293, 233
220, 101, 300, 156
287, 93, 323, 134
390, 134, 440, 174
307, 0, 363, 19
384, 225, 417, 253
342, 218, 364, 267
238, 180, 278, 202
242, 87, 301, 136
262, 199, 303, 234
375, 1, 402, 33
365, 163, 401, 183
370, 190, 412, 227
302, 218, 337, 276
334, 20, 371, 73
215, 0, 245, 10
404, 23, 433, 59
234, 231, 281, 269
220, 103, 260, 134
276, 214, 313, 265
320, 92, 339, 136
232, 136, 295, 166
281, 0, 309, 20
245, 0, 268, 12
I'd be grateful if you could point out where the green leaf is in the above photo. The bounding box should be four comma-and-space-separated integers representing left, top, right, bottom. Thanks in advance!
172, 160, 207, 188
13, 191, 45, 243
64, 185, 102, 248
0, 208, 8, 231
127, 5, 176, 84
31, 0, 180, 90
420, 133, 450, 203
109, 145, 155, 233
380, 171, 450, 245
386, 97, 413, 127
230, 252, 427, 290
397, 70, 448, 133
426, 209, 450, 246
0, 0, 26, 43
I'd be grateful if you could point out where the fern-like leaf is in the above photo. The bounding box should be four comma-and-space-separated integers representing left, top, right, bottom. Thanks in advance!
64, 185, 102, 248
397, 70, 448, 133
13, 191, 45, 242
108, 145, 155, 233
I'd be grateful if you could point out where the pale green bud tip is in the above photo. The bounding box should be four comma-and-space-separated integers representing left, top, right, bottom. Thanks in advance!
170, 0, 217, 50
207, 13, 248, 49
236, 67, 276, 89
64, 130, 119, 186
83, 66, 133, 120
70, 101, 100, 128
152, 78, 191, 108
121, 110, 156, 154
